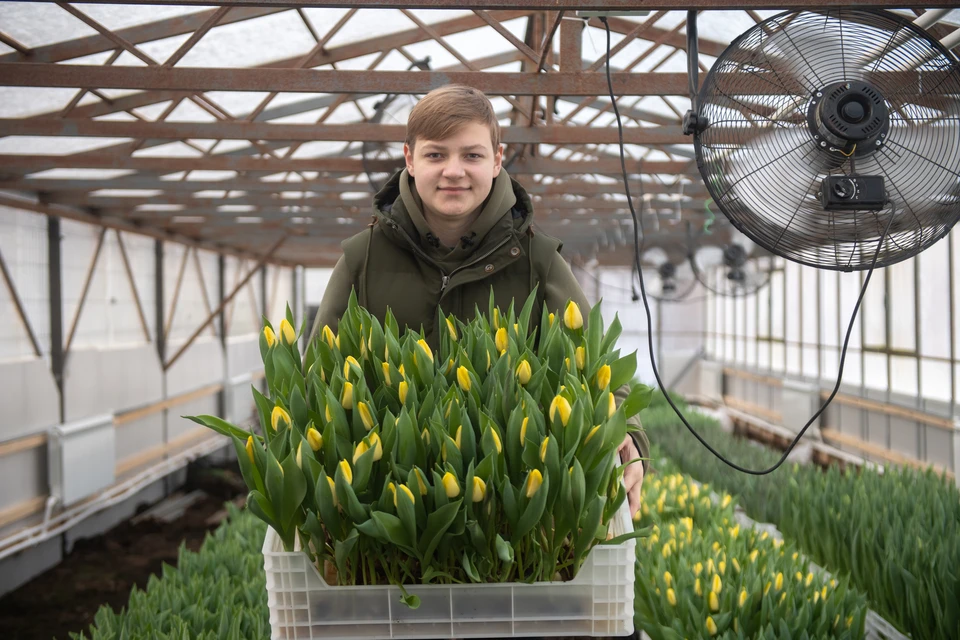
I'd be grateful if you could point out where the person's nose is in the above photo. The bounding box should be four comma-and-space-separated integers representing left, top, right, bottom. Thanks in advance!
442, 158, 465, 179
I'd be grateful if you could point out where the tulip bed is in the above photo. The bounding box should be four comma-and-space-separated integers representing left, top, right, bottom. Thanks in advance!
635, 451, 869, 640
187, 290, 652, 609
641, 392, 960, 640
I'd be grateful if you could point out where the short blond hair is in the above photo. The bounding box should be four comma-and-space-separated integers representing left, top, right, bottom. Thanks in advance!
405, 84, 501, 152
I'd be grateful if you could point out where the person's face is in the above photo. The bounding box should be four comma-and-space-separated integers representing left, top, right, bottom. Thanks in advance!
403, 121, 503, 222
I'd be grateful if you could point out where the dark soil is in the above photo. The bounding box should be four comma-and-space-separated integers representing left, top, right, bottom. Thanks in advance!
0, 461, 247, 640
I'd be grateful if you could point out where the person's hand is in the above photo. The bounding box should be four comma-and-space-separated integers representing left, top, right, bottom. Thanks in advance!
618, 435, 645, 519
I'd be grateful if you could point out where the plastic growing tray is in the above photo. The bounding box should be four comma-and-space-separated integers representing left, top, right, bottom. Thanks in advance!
262, 499, 637, 639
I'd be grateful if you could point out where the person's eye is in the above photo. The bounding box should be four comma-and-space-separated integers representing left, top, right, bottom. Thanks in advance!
467, 154, 482, 159
427, 153, 442, 159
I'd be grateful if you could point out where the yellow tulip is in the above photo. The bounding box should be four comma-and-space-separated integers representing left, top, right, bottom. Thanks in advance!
399, 380, 408, 404
279, 318, 296, 345
335, 335, 340, 349
705, 616, 717, 636
381, 362, 391, 386
369, 432, 383, 461
416, 339, 433, 364
341, 382, 354, 410
775, 572, 783, 591
471, 477, 486, 502
398, 364, 405, 377
739, 589, 748, 608
694, 562, 703, 576
575, 346, 585, 370
357, 401, 375, 431
271, 406, 291, 431
327, 476, 338, 507
457, 366, 471, 392
516, 360, 532, 385
607, 392, 616, 418
708, 591, 719, 612
495, 327, 508, 353
796, 571, 803, 583
442, 472, 460, 498
584, 424, 601, 445
719, 560, 726, 575
485, 350, 491, 371
446, 317, 458, 342
563, 301, 583, 330
339, 459, 353, 485
721, 494, 732, 508
666, 588, 677, 606
421, 427, 431, 445
492, 307, 501, 330
564, 357, 571, 372
343, 355, 360, 380
732, 558, 740, 574
296, 442, 303, 468
596, 364, 611, 390
749, 550, 758, 563
520, 417, 529, 445
325, 404, 333, 423
712, 573, 722, 595
549, 395, 572, 426
306, 427, 323, 452
414, 468, 428, 495
663, 571, 673, 588
524, 469, 543, 498
321, 325, 336, 349
490, 428, 502, 454
695, 578, 702, 596
352, 440, 369, 464
399, 483, 415, 505
539, 436, 550, 463
245, 436, 255, 464
262, 326, 277, 348
821, 586, 828, 601
389, 482, 397, 507
805, 572, 814, 587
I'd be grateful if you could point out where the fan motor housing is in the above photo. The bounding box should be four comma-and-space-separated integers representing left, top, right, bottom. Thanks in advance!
807, 81, 890, 153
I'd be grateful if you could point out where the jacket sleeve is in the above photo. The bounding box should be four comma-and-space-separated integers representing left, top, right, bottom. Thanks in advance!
307, 255, 354, 344
542, 250, 651, 474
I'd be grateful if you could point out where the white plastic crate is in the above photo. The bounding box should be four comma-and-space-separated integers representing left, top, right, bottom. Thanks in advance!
262, 499, 637, 639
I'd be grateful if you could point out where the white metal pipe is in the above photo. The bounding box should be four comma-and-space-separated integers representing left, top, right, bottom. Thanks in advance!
941, 27, 960, 51
0, 435, 229, 562
913, 9, 952, 31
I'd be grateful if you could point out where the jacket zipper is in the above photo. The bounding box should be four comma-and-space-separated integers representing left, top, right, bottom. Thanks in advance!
386, 221, 513, 295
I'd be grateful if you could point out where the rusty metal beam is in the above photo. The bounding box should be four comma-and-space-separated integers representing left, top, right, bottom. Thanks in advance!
0, 64, 699, 95
0, 153, 693, 175
0, 119, 735, 145
114, 229, 152, 344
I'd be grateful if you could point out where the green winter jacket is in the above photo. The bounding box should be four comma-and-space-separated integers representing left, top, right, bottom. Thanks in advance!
309, 168, 648, 471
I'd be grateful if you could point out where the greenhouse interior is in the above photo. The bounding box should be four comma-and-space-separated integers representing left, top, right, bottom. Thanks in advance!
0, 1, 959, 639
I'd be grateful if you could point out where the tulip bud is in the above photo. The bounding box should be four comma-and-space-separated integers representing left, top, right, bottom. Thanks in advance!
339, 459, 353, 485
667, 588, 677, 606
549, 395, 572, 426
575, 346, 585, 370
381, 362, 391, 387
399, 380, 408, 404
279, 318, 296, 345
416, 339, 433, 364
548, 312, 555, 327
492, 308, 500, 330
398, 364, 405, 377
421, 427, 431, 445
708, 591, 719, 612
457, 366, 471, 392
738, 588, 748, 608
262, 326, 277, 348
539, 436, 550, 463
515, 360, 531, 385
343, 355, 360, 380
399, 483, 415, 506
454, 426, 462, 450
597, 364, 611, 390
296, 442, 303, 468
712, 573, 722, 595
271, 405, 291, 431
519, 417, 529, 445
442, 472, 460, 498
328, 476, 339, 507
446, 317, 458, 342
388, 482, 397, 507
471, 477, 486, 502
563, 301, 583, 330
495, 327, 508, 353
414, 468, 428, 495
584, 424, 601, 445
352, 440, 369, 464
607, 392, 616, 418
357, 401, 375, 431
564, 357, 571, 372
306, 427, 323, 452
489, 427, 502, 454
321, 325, 336, 349
245, 436, 255, 464
369, 432, 383, 461
706, 616, 717, 636
524, 469, 543, 498
485, 350, 491, 371
341, 382, 354, 411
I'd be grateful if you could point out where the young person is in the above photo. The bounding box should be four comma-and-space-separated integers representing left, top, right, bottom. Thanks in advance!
310, 84, 648, 515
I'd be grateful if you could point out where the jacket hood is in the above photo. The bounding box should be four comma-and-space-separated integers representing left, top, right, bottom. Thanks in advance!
372, 167, 535, 264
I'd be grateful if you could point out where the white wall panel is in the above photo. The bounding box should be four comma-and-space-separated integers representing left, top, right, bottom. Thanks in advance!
0, 208, 49, 361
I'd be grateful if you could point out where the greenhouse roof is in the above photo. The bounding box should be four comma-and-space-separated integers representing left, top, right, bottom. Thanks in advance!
0, 2, 958, 266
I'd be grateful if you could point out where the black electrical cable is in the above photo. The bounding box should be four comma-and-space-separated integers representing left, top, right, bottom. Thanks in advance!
599, 17, 895, 475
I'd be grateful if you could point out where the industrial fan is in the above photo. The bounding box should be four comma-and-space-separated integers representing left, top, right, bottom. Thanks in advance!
684, 9, 960, 271
639, 246, 699, 302
361, 58, 431, 193
690, 225, 774, 297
